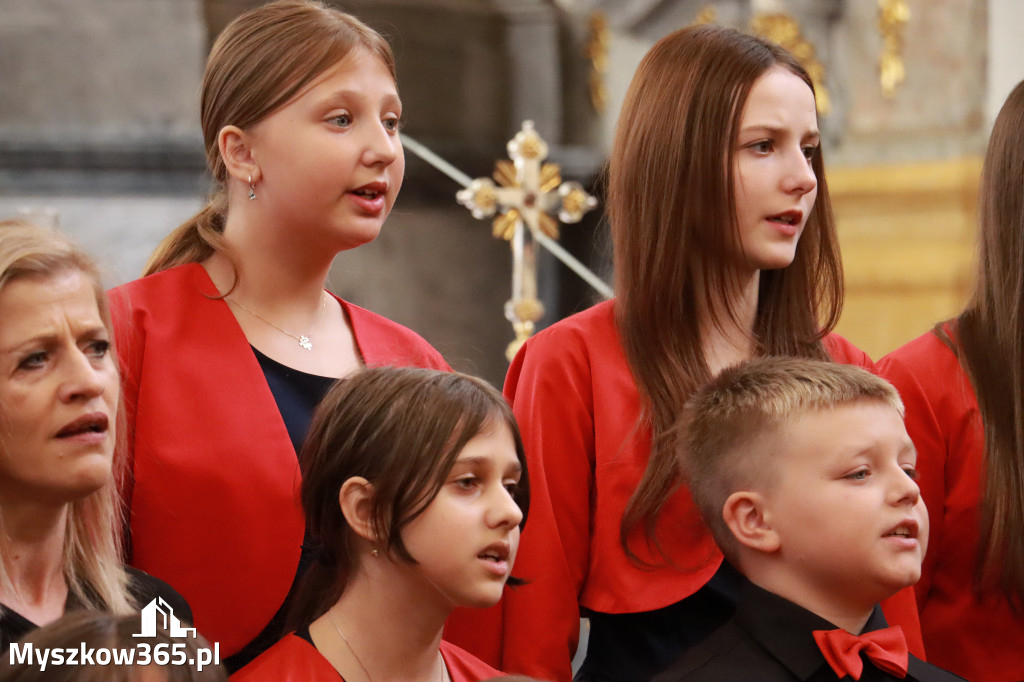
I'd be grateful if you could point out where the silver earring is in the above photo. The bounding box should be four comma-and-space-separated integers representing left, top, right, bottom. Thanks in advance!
248, 174, 257, 201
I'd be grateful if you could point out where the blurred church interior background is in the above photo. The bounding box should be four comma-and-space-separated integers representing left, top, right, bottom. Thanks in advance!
0, 0, 1019, 385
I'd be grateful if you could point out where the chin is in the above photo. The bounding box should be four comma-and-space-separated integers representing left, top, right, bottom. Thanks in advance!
463, 589, 505, 610
881, 566, 922, 594
756, 252, 798, 271
337, 227, 383, 252
66, 465, 114, 499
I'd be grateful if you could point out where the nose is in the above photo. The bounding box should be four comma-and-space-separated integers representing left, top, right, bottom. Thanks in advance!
487, 483, 524, 530
360, 122, 401, 167
782, 146, 817, 196
59, 349, 109, 404
889, 466, 922, 508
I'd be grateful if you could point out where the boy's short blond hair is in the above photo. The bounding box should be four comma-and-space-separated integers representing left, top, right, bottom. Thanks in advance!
682, 357, 904, 564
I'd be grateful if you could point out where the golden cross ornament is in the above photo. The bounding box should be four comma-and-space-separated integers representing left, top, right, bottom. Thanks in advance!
456, 121, 598, 360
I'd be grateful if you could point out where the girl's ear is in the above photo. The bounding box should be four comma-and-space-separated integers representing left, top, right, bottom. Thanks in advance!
218, 124, 260, 187
722, 490, 781, 553
339, 476, 377, 544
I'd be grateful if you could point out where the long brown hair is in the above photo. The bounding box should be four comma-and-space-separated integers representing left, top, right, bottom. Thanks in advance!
287, 367, 530, 629
947, 79, 1024, 608
143, 0, 395, 281
610, 25, 843, 560
0, 220, 132, 617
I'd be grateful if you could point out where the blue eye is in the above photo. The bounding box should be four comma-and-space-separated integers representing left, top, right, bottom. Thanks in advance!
332, 113, 352, 128
844, 469, 869, 481
383, 117, 402, 133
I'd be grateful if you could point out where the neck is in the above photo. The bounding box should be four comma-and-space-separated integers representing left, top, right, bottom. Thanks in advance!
214, 207, 336, 306
203, 249, 329, 316
310, 564, 449, 682
746, 569, 875, 635
696, 266, 760, 375
0, 502, 70, 617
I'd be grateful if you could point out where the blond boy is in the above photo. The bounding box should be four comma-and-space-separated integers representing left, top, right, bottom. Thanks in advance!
654, 358, 962, 681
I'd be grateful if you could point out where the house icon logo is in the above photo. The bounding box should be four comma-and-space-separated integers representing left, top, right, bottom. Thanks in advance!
133, 597, 197, 639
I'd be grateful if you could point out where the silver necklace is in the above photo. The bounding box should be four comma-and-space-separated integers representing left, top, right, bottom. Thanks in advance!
227, 292, 326, 351
327, 609, 447, 682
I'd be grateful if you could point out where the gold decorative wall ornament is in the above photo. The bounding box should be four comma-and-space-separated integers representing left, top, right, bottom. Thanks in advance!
694, 5, 717, 25
585, 11, 610, 113
877, 0, 909, 98
455, 121, 601, 360
750, 13, 831, 116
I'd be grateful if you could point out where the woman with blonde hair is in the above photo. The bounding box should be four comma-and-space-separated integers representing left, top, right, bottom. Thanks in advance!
108, 0, 447, 671
444, 25, 923, 682
0, 219, 187, 650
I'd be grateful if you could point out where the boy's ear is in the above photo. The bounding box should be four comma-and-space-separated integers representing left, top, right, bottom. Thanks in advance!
339, 476, 377, 543
218, 124, 260, 186
723, 491, 781, 553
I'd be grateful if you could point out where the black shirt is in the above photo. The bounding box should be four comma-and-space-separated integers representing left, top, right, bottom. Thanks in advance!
0, 566, 191, 652
576, 561, 742, 682
653, 580, 965, 682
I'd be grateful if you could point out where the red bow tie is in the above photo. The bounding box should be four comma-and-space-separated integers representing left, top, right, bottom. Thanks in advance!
812, 625, 909, 680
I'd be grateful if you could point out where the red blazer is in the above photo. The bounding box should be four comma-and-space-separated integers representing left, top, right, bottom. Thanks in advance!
231, 635, 504, 681
445, 300, 923, 681
109, 263, 448, 657
879, 327, 1024, 682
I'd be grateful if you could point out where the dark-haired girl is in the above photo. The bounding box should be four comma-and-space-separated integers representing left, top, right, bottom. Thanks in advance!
234, 367, 529, 682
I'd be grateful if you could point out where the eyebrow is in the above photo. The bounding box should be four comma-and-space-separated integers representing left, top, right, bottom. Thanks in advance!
320, 89, 402, 109
453, 455, 523, 475
0, 325, 108, 354
739, 124, 820, 139
847, 440, 918, 461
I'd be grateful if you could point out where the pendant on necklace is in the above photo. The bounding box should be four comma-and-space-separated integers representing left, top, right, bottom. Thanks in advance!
299, 335, 313, 351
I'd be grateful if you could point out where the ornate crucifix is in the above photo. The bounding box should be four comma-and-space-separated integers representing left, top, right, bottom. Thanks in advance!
455, 121, 599, 360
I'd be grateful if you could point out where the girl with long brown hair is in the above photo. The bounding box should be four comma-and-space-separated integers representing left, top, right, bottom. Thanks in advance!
877, 79, 1024, 682
108, 0, 447, 671
445, 25, 922, 682
233, 368, 529, 682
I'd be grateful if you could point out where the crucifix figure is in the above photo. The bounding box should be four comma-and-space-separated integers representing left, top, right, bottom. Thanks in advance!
457, 121, 599, 360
